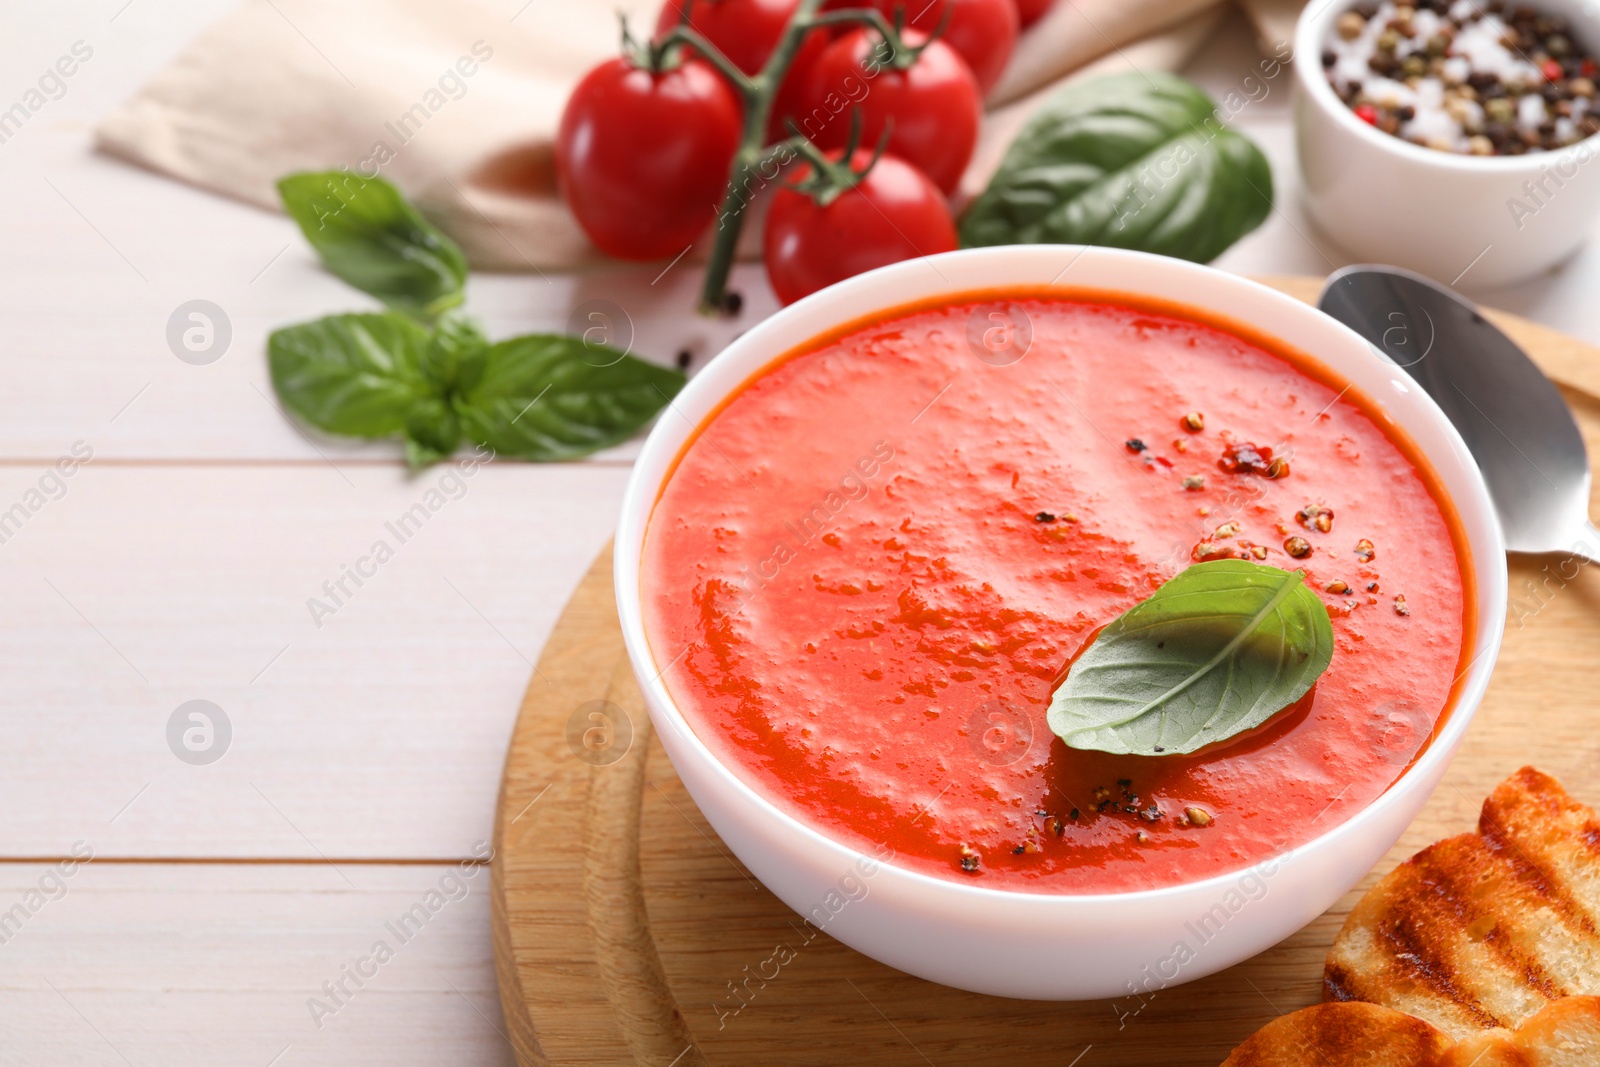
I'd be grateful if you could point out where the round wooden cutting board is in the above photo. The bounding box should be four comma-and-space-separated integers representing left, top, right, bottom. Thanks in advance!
490, 278, 1600, 1067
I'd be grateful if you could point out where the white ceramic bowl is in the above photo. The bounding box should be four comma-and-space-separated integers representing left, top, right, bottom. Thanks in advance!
1294, 0, 1600, 287
615, 246, 1507, 1000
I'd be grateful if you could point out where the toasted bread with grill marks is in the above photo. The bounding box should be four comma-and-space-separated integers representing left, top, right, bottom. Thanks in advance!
1323, 767, 1600, 1040
1438, 995, 1600, 1066
1220, 997, 1600, 1066
1220, 1002, 1452, 1066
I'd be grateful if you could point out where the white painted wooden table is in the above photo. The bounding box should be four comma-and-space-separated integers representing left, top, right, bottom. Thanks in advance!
4, 3, 1598, 1064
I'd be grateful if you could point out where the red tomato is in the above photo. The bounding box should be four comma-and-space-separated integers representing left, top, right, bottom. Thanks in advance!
654, 0, 831, 142
763, 150, 957, 305
655, 0, 800, 75
557, 58, 742, 261
797, 29, 979, 193
1012, 0, 1055, 28
870, 0, 1017, 93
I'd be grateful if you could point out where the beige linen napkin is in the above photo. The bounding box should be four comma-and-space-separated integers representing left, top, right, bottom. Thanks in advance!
990, 0, 1227, 105
96, 0, 1247, 271
1237, 0, 1305, 53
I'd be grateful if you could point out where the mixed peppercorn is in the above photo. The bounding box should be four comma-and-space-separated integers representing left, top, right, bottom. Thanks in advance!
1323, 0, 1600, 155
1218, 441, 1291, 479
957, 780, 1227, 871
1143, 409, 1407, 614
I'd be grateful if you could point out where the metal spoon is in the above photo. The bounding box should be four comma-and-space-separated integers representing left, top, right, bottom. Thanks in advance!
1317, 264, 1600, 563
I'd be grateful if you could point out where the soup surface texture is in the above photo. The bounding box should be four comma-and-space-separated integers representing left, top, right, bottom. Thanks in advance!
642, 294, 1469, 892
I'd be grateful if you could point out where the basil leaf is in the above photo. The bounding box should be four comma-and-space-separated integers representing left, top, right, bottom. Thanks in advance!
277, 171, 468, 320
404, 398, 463, 469
1048, 560, 1334, 756
456, 335, 687, 461
268, 312, 434, 436
960, 72, 1273, 263
421, 313, 489, 395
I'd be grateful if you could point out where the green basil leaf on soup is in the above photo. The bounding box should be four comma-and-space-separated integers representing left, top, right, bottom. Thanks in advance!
960, 72, 1273, 263
1048, 560, 1334, 756
277, 171, 468, 320
456, 335, 687, 461
267, 312, 434, 437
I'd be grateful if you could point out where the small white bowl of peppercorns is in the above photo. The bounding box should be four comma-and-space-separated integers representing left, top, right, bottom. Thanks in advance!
1295, 0, 1600, 286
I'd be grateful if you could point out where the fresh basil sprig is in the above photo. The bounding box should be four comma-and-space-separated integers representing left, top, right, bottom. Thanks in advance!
458, 335, 688, 462
270, 171, 684, 468
269, 313, 434, 436
1048, 560, 1334, 757
960, 72, 1273, 263
277, 172, 468, 321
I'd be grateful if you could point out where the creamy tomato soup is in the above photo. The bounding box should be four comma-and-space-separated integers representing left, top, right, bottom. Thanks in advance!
641, 291, 1473, 893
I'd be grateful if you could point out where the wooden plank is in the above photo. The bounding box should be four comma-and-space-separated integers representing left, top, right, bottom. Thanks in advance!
0, 460, 627, 858
0, 129, 773, 463
0, 861, 515, 1066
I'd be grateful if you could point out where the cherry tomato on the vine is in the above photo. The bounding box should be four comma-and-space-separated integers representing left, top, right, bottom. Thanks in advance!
654, 0, 831, 142
557, 57, 743, 261
798, 29, 979, 193
763, 150, 957, 306
655, 0, 802, 75
869, 0, 1017, 94
1012, 0, 1056, 30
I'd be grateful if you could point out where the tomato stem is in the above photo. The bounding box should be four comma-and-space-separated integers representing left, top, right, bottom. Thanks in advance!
811, 6, 948, 71
783, 112, 890, 208
622, 17, 682, 76
686, 0, 919, 316
652, 24, 758, 96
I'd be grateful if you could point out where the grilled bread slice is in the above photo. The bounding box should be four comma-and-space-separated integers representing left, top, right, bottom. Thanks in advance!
1221, 996, 1600, 1066
1324, 767, 1600, 1039
1220, 1002, 1452, 1066
1438, 995, 1600, 1066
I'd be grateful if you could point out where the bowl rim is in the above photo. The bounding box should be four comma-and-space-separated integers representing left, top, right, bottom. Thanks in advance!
1294, 0, 1600, 173
615, 245, 1508, 908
